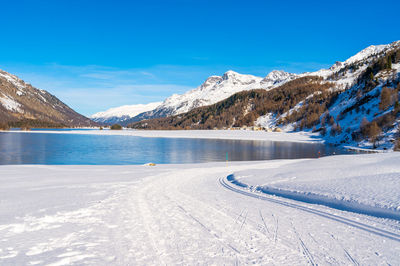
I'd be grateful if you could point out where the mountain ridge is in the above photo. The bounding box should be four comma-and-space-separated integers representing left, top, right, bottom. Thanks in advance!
0, 69, 97, 127
93, 69, 298, 125
91, 102, 162, 125
130, 40, 400, 150
93, 41, 400, 126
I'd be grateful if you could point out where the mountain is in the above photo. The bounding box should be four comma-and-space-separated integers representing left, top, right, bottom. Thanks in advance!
114, 69, 298, 125
0, 69, 97, 127
131, 40, 400, 150
91, 102, 162, 125
94, 43, 396, 126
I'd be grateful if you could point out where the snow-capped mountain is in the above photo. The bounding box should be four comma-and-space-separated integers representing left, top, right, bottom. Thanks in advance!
91, 102, 161, 125
95, 40, 400, 131
126, 70, 297, 123
261, 70, 297, 86
129, 41, 398, 124
132, 40, 400, 150
303, 41, 400, 82
92, 69, 297, 125
152, 70, 264, 114
0, 69, 96, 127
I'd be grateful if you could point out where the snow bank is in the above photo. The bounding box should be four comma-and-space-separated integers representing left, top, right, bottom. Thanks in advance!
230, 153, 400, 219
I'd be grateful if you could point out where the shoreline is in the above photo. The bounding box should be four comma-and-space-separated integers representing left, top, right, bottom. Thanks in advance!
2, 128, 323, 144
2, 128, 388, 153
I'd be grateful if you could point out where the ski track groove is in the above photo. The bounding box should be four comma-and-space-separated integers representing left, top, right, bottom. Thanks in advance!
259, 210, 271, 237
175, 204, 243, 256
135, 189, 167, 265
3, 163, 400, 265
220, 176, 400, 243
291, 221, 316, 266
158, 174, 306, 264
343, 248, 359, 266
330, 234, 359, 266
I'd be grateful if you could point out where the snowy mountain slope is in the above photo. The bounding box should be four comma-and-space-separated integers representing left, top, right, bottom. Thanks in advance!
91, 102, 161, 125
129, 42, 399, 125
100, 70, 298, 125
95, 41, 400, 128
301, 40, 400, 84
0, 69, 97, 127
256, 40, 400, 149
100, 42, 399, 126
139, 70, 297, 118
132, 40, 400, 150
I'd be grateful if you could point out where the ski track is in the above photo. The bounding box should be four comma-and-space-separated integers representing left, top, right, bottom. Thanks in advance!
1, 164, 400, 264
220, 176, 400, 242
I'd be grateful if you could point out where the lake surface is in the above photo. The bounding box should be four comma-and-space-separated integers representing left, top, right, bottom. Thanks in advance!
0, 131, 352, 165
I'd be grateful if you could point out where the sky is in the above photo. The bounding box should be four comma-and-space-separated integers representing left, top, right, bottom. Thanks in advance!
0, 0, 399, 116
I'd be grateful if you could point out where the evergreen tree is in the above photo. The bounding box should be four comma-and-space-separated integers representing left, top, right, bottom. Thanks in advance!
369, 72, 374, 81
387, 56, 392, 69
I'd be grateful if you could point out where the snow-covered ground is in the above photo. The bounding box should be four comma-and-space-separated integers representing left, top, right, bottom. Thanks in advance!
9, 129, 321, 143
230, 153, 400, 220
1, 153, 400, 265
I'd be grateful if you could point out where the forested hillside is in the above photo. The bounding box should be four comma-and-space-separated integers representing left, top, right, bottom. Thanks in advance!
131, 41, 400, 150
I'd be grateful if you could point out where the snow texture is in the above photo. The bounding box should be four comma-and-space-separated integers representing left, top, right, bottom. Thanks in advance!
0, 93, 22, 112
231, 153, 400, 219
1, 153, 400, 264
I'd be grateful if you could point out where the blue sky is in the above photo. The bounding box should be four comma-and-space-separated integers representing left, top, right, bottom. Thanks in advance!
0, 0, 399, 115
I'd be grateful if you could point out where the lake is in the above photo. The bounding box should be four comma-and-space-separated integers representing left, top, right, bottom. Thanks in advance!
0, 131, 351, 165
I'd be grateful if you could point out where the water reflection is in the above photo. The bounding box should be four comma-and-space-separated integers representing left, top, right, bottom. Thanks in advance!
0, 132, 350, 165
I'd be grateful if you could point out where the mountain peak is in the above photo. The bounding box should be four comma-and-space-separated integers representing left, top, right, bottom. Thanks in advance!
91, 102, 162, 120
344, 44, 388, 65
222, 70, 240, 80
266, 70, 292, 79
261, 70, 297, 85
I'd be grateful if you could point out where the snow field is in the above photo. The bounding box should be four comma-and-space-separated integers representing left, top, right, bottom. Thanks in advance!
1, 155, 400, 264
231, 153, 400, 217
